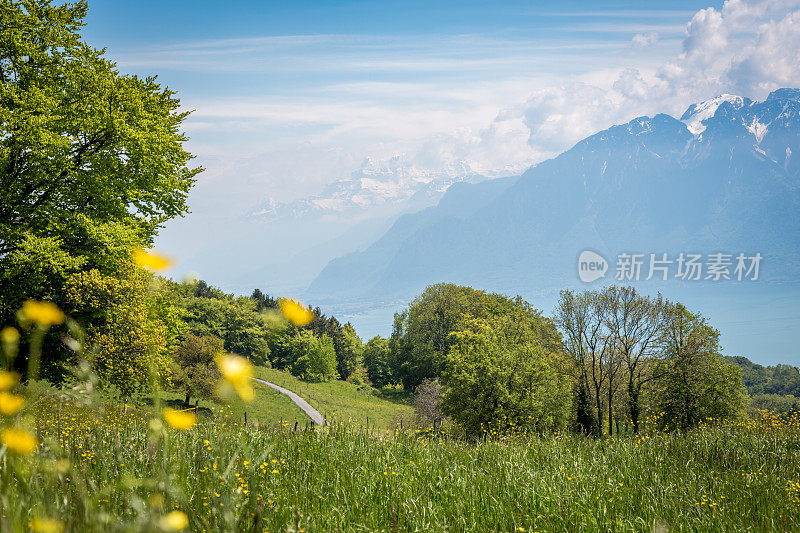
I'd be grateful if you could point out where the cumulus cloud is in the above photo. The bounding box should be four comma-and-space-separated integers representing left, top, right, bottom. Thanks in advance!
659, 0, 800, 97
495, 0, 800, 163
632, 31, 659, 47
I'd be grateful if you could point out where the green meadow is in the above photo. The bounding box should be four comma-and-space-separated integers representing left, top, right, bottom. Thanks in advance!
2, 390, 799, 532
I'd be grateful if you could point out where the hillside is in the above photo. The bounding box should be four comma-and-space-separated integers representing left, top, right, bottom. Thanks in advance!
158, 367, 413, 431
254, 367, 414, 430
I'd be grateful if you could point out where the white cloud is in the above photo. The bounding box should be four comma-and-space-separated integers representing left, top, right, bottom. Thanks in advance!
658, 0, 800, 98
497, 0, 800, 162
632, 31, 659, 47
152, 0, 800, 264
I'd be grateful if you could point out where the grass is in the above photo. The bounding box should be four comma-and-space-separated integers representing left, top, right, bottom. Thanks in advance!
156, 385, 309, 429
136, 367, 413, 431
253, 366, 414, 431
3, 387, 800, 531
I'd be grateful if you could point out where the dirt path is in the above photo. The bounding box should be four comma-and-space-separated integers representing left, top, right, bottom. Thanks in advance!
250, 377, 326, 426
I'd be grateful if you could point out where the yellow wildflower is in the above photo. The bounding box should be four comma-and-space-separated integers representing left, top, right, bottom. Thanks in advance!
0, 391, 25, 416
133, 248, 172, 272
159, 510, 189, 531
163, 409, 197, 430
278, 298, 314, 326
0, 370, 19, 391
21, 300, 65, 326
29, 517, 64, 533
1, 427, 38, 455
1, 326, 19, 344
215, 353, 254, 402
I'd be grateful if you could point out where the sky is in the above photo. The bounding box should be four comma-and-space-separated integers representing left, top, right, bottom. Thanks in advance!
80, 1, 709, 205
80, 0, 800, 215
77, 0, 800, 360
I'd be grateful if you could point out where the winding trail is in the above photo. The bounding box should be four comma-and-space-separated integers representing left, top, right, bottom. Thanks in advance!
250, 377, 326, 426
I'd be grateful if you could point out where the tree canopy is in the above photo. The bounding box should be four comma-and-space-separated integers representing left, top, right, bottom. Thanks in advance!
0, 0, 199, 392
0, 0, 200, 255
389, 283, 560, 390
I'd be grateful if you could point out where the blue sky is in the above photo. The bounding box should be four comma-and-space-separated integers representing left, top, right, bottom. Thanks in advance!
81, 1, 719, 208
77, 1, 800, 362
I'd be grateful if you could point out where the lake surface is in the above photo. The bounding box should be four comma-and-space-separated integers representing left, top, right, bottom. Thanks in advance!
330, 281, 800, 366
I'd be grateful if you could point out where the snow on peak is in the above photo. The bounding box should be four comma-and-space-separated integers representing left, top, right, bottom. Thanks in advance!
248, 156, 489, 221
680, 94, 746, 135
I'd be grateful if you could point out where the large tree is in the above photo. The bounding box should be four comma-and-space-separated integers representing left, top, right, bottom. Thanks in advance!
391, 283, 560, 390
363, 336, 393, 388
171, 333, 223, 406
441, 316, 569, 438
602, 286, 667, 434
0, 0, 200, 255
555, 289, 614, 435
0, 0, 198, 389
655, 303, 748, 430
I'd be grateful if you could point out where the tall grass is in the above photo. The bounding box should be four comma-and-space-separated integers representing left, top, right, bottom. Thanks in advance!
2, 389, 799, 532
254, 367, 414, 431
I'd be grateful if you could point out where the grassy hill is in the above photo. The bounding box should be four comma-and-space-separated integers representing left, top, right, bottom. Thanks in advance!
253, 367, 414, 431
157, 367, 413, 431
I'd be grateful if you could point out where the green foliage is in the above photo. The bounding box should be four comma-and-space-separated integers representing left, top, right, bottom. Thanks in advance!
286, 331, 338, 382
362, 336, 393, 388
0, 0, 197, 395
171, 333, 223, 404
727, 356, 800, 397
165, 281, 275, 366
391, 283, 560, 390
572, 381, 598, 435
654, 303, 749, 430
337, 324, 363, 380
305, 314, 362, 380
750, 393, 800, 417
0, 217, 181, 392
0, 0, 200, 254
441, 316, 570, 438
556, 287, 749, 434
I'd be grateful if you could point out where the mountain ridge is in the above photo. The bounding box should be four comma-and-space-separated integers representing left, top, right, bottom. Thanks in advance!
307, 88, 800, 304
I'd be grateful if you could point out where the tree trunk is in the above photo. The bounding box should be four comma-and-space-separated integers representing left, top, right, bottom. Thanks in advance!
185, 392, 190, 406
629, 382, 640, 434
594, 388, 604, 434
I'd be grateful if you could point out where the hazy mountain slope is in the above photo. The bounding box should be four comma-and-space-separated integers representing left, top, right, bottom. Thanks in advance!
308, 89, 800, 302
307, 176, 518, 298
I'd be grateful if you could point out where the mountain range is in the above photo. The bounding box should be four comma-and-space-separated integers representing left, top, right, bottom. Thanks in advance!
306, 88, 800, 306
249, 156, 489, 222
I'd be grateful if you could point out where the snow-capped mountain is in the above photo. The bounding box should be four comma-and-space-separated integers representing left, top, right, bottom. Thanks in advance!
308, 88, 800, 302
680, 94, 749, 134
249, 156, 488, 221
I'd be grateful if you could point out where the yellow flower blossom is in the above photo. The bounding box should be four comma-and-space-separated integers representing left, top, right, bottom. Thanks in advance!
215, 353, 254, 402
29, 517, 64, 533
1, 427, 38, 455
163, 409, 197, 430
1, 326, 19, 344
278, 298, 314, 326
133, 248, 172, 272
0, 370, 19, 391
158, 510, 189, 531
21, 300, 65, 326
0, 391, 26, 416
